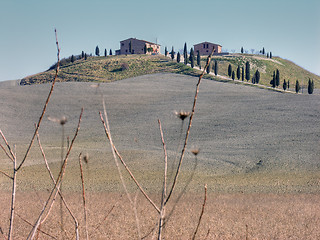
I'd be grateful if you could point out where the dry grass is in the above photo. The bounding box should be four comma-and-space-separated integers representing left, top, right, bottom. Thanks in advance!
1, 191, 320, 239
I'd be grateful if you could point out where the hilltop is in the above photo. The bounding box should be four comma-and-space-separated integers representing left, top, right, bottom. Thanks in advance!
20, 54, 320, 89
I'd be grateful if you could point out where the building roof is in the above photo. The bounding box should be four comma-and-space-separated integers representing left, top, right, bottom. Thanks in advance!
120, 38, 160, 46
194, 41, 222, 47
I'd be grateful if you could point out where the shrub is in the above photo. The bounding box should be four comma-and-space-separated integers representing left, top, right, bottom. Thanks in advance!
121, 62, 129, 71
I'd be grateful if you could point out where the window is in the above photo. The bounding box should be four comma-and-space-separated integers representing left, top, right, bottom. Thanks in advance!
206, 44, 209, 48
121, 43, 124, 46
203, 44, 205, 48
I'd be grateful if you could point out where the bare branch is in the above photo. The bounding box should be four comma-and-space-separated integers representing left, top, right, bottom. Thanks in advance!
8, 146, 17, 240
0, 130, 15, 161
165, 47, 215, 205
16, 29, 61, 172
157, 119, 168, 240
99, 111, 160, 213
191, 184, 207, 240
0, 142, 14, 162
0, 169, 12, 179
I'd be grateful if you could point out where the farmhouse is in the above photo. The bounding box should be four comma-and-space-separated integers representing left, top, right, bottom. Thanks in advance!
193, 41, 222, 55
115, 38, 161, 55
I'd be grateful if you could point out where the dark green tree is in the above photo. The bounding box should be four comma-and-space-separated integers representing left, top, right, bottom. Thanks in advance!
71, 55, 75, 63
95, 46, 100, 56
255, 70, 260, 84
245, 61, 250, 81
242, 66, 244, 81
84, 53, 87, 60
183, 42, 187, 59
308, 78, 314, 94
144, 45, 147, 54
232, 71, 235, 80
81, 51, 84, 58
206, 61, 211, 74
190, 48, 195, 68
197, 51, 201, 69
262, 47, 265, 55
270, 52, 272, 58
228, 64, 232, 77
214, 60, 218, 76
236, 65, 240, 80
288, 80, 290, 89
283, 79, 287, 91
267, 52, 269, 58
241, 47, 244, 54
170, 46, 175, 61
271, 71, 276, 88
177, 52, 181, 63
104, 49, 107, 57
252, 75, 256, 84
276, 69, 280, 87
109, 49, 112, 55
295, 80, 300, 93
165, 47, 168, 57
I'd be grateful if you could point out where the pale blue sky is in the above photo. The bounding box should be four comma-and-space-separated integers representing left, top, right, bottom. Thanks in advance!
0, 0, 319, 81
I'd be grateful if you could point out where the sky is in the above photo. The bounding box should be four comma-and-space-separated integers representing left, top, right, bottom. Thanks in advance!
0, 0, 319, 81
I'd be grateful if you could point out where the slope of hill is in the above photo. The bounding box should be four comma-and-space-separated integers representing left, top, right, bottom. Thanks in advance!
20, 54, 320, 89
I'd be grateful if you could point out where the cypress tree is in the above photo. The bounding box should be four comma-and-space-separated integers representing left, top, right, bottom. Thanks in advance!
109, 49, 112, 55
171, 46, 175, 61
276, 69, 280, 87
190, 48, 195, 68
177, 52, 181, 63
165, 47, 168, 57
267, 52, 269, 58
214, 60, 218, 76
95, 46, 100, 56
207, 61, 211, 74
262, 47, 265, 55
104, 49, 107, 57
236, 65, 240, 80
241, 47, 244, 54
283, 79, 287, 91
84, 53, 87, 60
288, 80, 290, 89
144, 45, 147, 54
252, 75, 256, 84
71, 55, 75, 63
308, 78, 314, 94
271, 71, 276, 88
197, 51, 201, 69
183, 43, 187, 59
242, 66, 244, 81
295, 80, 300, 93
255, 70, 260, 84
245, 61, 250, 81
270, 52, 272, 58
232, 71, 235, 80
228, 64, 232, 77
81, 51, 84, 58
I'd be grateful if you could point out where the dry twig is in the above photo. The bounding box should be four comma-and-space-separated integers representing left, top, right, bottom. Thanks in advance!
191, 184, 207, 240
79, 153, 89, 240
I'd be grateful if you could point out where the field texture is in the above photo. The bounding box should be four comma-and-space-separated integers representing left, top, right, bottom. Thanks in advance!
0, 73, 319, 239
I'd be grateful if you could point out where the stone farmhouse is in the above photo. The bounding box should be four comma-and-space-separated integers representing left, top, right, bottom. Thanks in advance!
193, 41, 222, 55
115, 38, 161, 55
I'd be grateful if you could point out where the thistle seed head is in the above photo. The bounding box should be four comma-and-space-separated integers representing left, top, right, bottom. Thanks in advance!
175, 111, 191, 121
191, 148, 200, 156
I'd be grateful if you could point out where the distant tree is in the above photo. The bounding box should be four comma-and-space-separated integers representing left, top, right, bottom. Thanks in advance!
295, 80, 300, 93
283, 79, 287, 91
242, 66, 244, 81
109, 49, 112, 55
129, 41, 132, 54
190, 48, 195, 68
214, 60, 218, 75
270, 52, 273, 58
241, 47, 244, 54
228, 64, 232, 77
95, 46, 100, 56
71, 55, 75, 63
197, 51, 201, 69
206, 61, 211, 74
308, 78, 314, 94
171, 46, 175, 60
144, 45, 147, 54
177, 52, 181, 63
183, 42, 187, 59
104, 49, 107, 57
232, 71, 235, 80
250, 49, 255, 54
287, 80, 290, 89
84, 53, 87, 60
255, 69, 260, 84
165, 47, 168, 57
245, 61, 250, 81
276, 69, 280, 87
271, 71, 276, 88
252, 75, 256, 84
267, 52, 269, 58
236, 65, 240, 80
81, 51, 85, 58
262, 47, 265, 55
